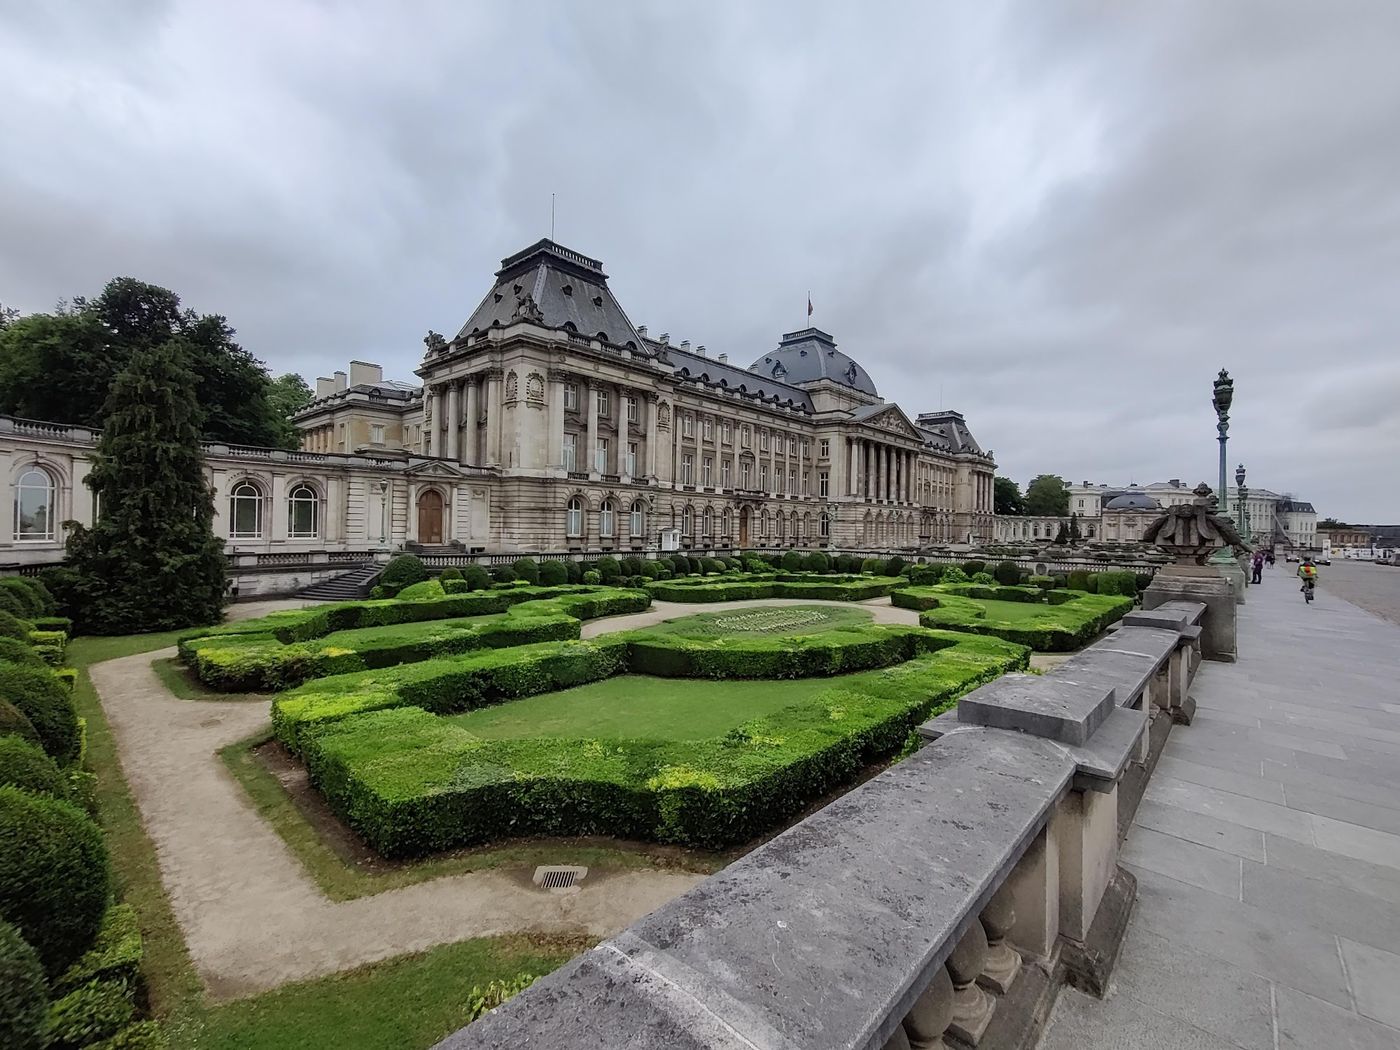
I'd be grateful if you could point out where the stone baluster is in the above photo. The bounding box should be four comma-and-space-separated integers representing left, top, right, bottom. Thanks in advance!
882, 1026, 912, 1050
946, 922, 995, 1045
976, 883, 1022, 994
902, 965, 955, 1049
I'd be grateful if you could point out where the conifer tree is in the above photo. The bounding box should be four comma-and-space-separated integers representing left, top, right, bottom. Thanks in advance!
64, 340, 227, 633
1054, 521, 1069, 544
1068, 512, 1082, 545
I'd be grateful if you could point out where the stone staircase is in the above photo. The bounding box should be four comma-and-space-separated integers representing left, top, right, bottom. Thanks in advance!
295, 564, 382, 602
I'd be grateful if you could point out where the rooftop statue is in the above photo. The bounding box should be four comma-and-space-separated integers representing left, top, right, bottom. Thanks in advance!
1142, 483, 1249, 564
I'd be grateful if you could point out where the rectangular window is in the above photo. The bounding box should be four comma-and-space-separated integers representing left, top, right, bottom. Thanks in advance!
1077, 498, 1084, 509
562, 434, 577, 473
564, 383, 578, 411
819, 470, 829, 497
703, 417, 713, 441
760, 430, 769, 451
683, 414, 694, 437
681, 453, 693, 485
760, 465, 769, 490
819, 438, 829, 458
370, 423, 385, 445
626, 442, 638, 476
626, 396, 639, 423
741, 425, 751, 449
595, 437, 609, 473
741, 461, 752, 488
722, 421, 731, 444
788, 469, 796, 494
596, 389, 609, 416
788, 438, 796, 456
703, 457, 713, 486
721, 460, 731, 487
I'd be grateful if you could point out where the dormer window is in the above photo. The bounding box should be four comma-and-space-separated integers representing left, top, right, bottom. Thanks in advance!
561, 283, 573, 295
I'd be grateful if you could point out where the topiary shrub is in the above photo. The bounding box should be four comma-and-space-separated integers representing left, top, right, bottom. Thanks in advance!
42, 976, 135, 1048
0, 702, 39, 749
0, 590, 27, 619
1134, 572, 1154, 593
379, 555, 427, 596
1084, 572, 1100, 593
0, 611, 28, 643
994, 560, 1021, 586
780, 550, 804, 571
564, 561, 583, 584
804, 551, 830, 573
491, 566, 518, 585
1029, 575, 1057, 592
962, 560, 986, 576
0, 786, 110, 976
671, 555, 691, 576
538, 561, 568, 586
511, 558, 540, 585
861, 557, 883, 574
595, 557, 621, 582
0, 919, 45, 1050
1066, 570, 1090, 592
619, 557, 641, 577
0, 579, 49, 619
970, 572, 996, 585
656, 568, 673, 580
439, 568, 463, 582
0, 666, 78, 764
462, 565, 491, 591
0, 736, 69, 800
0, 639, 43, 668
640, 561, 661, 579
941, 565, 969, 584
582, 570, 601, 585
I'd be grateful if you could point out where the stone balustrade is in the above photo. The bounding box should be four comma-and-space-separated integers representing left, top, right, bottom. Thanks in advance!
434, 600, 1209, 1050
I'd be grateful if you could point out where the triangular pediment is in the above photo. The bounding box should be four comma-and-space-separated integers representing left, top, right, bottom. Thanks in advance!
856, 405, 922, 440
404, 459, 468, 479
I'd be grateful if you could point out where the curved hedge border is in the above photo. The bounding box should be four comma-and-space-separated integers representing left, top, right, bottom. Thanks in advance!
180, 588, 649, 692
644, 575, 904, 603
300, 630, 1028, 856
623, 624, 948, 679
898, 588, 1133, 651
272, 637, 631, 750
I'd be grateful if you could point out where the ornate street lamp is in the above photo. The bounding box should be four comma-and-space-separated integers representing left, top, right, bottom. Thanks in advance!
1235, 463, 1249, 542
1212, 370, 1234, 523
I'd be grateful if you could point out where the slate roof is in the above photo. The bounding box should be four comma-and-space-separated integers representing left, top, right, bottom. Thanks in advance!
915, 411, 985, 455
453, 240, 650, 352
748, 328, 879, 396
1104, 493, 1161, 511
1278, 499, 1316, 514
665, 343, 814, 412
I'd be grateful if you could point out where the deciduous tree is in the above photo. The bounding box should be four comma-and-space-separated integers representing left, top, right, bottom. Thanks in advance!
1025, 474, 1071, 517
993, 476, 1025, 516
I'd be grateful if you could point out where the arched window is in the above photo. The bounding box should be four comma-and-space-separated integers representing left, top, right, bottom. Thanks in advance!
230, 481, 264, 539
820, 512, 830, 538
702, 506, 713, 536
14, 467, 55, 540
566, 497, 583, 538
630, 500, 645, 538
600, 499, 616, 538
761, 509, 770, 538
776, 513, 785, 541
288, 483, 319, 539
722, 508, 732, 537
682, 506, 694, 535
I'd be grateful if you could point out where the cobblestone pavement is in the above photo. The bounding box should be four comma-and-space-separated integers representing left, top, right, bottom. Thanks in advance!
1314, 557, 1400, 627
1040, 565, 1400, 1049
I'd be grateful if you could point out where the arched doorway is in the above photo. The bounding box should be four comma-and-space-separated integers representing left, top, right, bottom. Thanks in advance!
417, 489, 444, 544
739, 506, 751, 547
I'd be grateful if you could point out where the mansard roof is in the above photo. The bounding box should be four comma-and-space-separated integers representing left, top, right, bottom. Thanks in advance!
748, 329, 879, 397
915, 410, 985, 456
453, 239, 651, 352
666, 342, 814, 412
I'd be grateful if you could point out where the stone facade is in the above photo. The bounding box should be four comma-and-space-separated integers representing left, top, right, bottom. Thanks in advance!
0, 239, 996, 572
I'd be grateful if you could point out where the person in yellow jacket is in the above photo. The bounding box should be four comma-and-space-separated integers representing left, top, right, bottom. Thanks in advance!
1297, 556, 1318, 596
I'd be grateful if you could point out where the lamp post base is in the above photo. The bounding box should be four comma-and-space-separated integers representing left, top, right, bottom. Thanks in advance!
1208, 545, 1246, 605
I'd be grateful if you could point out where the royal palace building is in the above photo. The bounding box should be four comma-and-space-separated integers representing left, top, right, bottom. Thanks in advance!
0, 240, 996, 586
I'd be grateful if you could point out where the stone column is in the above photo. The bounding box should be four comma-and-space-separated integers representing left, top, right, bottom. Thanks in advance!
546, 372, 564, 472
425, 387, 439, 455
464, 377, 480, 464
1055, 784, 1119, 942
445, 381, 460, 463
645, 395, 658, 479
618, 385, 631, 481
797, 434, 805, 497
585, 380, 599, 477
848, 438, 858, 496
484, 371, 502, 466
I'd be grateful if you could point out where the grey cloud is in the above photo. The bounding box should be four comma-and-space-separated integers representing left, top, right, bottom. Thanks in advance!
1, 1, 1397, 519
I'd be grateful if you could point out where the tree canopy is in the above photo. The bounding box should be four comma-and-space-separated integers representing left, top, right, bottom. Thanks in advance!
1024, 474, 1072, 517
0, 278, 298, 448
993, 476, 1025, 516
62, 341, 227, 633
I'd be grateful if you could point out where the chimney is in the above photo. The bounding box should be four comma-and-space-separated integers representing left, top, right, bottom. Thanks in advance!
315, 377, 335, 398
696, 344, 707, 357
658, 332, 670, 344
333, 370, 348, 392
349, 360, 383, 387
637, 325, 648, 336
718, 353, 728, 363
681, 339, 691, 350
1169, 478, 1182, 488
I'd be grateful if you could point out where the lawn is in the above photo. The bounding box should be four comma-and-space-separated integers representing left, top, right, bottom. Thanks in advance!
641, 604, 871, 638
446, 673, 837, 740
953, 599, 1072, 624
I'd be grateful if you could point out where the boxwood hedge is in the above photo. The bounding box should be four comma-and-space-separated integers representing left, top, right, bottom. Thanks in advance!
644, 575, 904, 603
903, 589, 1133, 651
300, 630, 1028, 856
180, 587, 650, 692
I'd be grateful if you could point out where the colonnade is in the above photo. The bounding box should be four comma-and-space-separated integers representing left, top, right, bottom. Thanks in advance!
846, 438, 917, 502
423, 372, 500, 467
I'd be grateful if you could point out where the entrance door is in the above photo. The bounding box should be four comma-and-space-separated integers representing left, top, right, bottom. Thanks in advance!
417, 489, 444, 544
739, 507, 751, 547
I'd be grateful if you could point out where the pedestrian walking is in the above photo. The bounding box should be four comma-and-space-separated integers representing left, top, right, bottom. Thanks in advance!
1251, 550, 1264, 584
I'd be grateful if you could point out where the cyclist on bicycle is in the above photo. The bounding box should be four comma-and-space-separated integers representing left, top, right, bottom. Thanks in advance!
1298, 556, 1318, 598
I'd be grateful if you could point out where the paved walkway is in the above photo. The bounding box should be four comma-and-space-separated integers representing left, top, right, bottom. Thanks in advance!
1040, 568, 1400, 1048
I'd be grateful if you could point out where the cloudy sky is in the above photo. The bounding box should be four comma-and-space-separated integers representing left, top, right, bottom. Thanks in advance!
3, 2, 1397, 521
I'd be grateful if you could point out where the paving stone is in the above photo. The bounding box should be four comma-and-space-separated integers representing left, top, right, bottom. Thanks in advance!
1040, 985, 1247, 1050
1242, 861, 1400, 954
1155, 755, 1285, 804
1311, 814, 1400, 871
1134, 799, 1266, 862
1130, 866, 1351, 1009
1282, 784, 1400, 836
1123, 826, 1241, 898
1261, 758, 1400, 810
1275, 983, 1400, 1050
1263, 834, 1400, 906
1338, 938, 1400, 1030
1143, 777, 1315, 844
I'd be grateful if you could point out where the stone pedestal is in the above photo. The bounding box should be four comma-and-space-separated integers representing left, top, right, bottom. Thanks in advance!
1208, 548, 1246, 605
1144, 567, 1237, 662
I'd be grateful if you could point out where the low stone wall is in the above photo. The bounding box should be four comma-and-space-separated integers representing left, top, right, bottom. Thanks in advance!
434, 601, 1208, 1050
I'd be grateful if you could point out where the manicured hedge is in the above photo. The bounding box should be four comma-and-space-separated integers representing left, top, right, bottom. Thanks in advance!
54, 904, 144, 996
624, 624, 951, 679
0, 918, 45, 1050
0, 610, 28, 642
0, 735, 69, 799
300, 631, 1028, 856
644, 576, 904, 603
0, 665, 80, 764
0, 786, 111, 976
914, 591, 1134, 651
182, 588, 650, 692
0, 638, 45, 668
272, 637, 632, 750
0, 701, 40, 748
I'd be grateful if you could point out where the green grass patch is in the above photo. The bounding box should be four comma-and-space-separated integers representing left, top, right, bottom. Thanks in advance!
641, 605, 870, 637
153, 657, 267, 703
892, 586, 1134, 651
644, 576, 904, 602
174, 934, 583, 1050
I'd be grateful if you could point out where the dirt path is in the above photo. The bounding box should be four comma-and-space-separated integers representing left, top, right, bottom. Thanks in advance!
89, 594, 1010, 998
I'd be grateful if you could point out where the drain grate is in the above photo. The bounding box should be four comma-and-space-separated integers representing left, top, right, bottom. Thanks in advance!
533, 865, 588, 892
